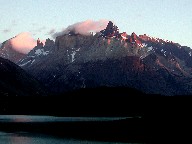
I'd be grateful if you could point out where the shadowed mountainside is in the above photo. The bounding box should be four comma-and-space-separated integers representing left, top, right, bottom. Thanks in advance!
0, 57, 47, 96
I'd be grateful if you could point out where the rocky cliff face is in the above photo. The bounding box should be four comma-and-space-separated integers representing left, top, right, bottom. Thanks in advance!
18, 21, 192, 95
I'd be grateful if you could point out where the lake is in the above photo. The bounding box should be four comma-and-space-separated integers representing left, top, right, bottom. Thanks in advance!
0, 131, 129, 144
0, 115, 135, 144
0, 115, 130, 123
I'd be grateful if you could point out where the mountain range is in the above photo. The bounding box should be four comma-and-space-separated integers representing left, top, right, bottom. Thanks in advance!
1, 21, 192, 96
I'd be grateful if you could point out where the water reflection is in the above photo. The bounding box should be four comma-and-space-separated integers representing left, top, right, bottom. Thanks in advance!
11, 133, 31, 144
12, 117, 32, 123
0, 116, 135, 144
0, 131, 127, 144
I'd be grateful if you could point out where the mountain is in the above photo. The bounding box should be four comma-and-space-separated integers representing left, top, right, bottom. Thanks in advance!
18, 38, 54, 67
0, 39, 26, 63
17, 21, 192, 96
0, 57, 46, 96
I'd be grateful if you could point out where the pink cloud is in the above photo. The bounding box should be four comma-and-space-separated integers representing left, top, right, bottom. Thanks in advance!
71, 19, 109, 35
10, 32, 37, 54
52, 19, 109, 38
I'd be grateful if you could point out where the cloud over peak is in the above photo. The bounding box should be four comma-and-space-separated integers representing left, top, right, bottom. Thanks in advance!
10, 32, 37, 54
52, 19, 109, 38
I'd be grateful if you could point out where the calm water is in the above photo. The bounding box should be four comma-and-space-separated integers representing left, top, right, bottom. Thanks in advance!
0, 115, 131, 144
0, 131, 130, 144
0, 115, 130, 123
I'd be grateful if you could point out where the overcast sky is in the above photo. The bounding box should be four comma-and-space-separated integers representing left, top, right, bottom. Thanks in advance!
0, 0, 191, 47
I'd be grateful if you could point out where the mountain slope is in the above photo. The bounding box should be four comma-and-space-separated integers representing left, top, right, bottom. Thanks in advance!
0, 57, 46, 96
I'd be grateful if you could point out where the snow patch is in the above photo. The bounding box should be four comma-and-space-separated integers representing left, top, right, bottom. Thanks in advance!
147, 46, 153, 51
35, 49, 49, 56
138, 43, 144, 47
31, 59, 35, 64
35, 49, 42, 55
142, 43, 148, 47
19, 59, 25, 63
19, 60, 31, 67
70, 48, 81, 62
28, 56, 35, 58
43, 51, 49, 56
76, 48, 80, 51
71, 51, 76, 62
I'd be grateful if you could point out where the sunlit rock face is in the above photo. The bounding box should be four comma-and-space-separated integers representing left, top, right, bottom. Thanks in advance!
100, 21, 120, 38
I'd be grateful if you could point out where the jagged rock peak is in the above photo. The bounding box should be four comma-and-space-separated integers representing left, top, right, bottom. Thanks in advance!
45, 38, 54, 47
37, 38, 44, 47
100, 21, 120, 38
127, 32, 143, 47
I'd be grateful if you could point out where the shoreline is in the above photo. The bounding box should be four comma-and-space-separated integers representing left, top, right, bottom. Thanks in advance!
0, 117, 144, 143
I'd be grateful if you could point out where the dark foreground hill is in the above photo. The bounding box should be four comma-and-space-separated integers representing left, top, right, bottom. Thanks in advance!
0, 57, 47, 96
0, 86, 191, 117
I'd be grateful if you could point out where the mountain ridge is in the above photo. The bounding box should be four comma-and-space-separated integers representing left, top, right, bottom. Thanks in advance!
1, 21, 192, 96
